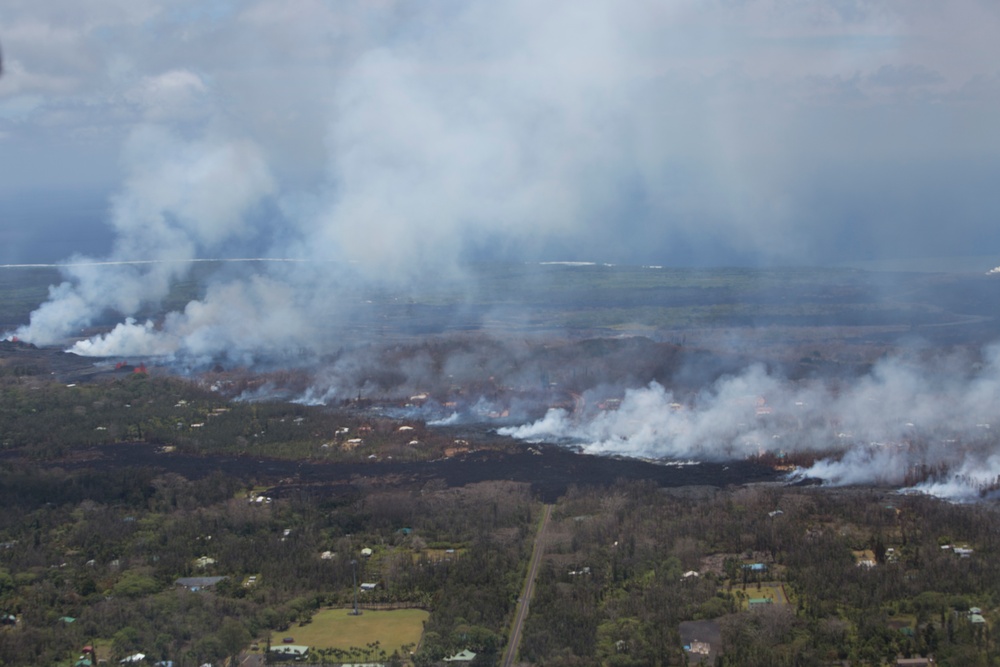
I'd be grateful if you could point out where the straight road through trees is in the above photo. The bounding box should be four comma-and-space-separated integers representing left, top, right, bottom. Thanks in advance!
501, 503, 552, 667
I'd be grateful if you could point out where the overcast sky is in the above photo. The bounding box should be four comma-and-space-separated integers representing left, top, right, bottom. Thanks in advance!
2, 0, 999, 267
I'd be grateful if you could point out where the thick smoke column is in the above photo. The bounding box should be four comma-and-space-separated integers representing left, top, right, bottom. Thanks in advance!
16, 0, 994, 359
15, 120, 275, 347
13, 2, 666, 358
501, 347, 1000, 501
69, 276, 316, 363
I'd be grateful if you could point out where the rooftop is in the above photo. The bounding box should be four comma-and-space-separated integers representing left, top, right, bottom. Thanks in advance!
175, 576, 227, 590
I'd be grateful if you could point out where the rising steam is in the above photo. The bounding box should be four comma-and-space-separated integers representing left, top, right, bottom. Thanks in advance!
14, 123, 275, 347
15, 0, 977, 358
501, 347, 1000, 500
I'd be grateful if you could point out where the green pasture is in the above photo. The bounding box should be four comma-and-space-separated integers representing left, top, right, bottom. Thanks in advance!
750, 585, 788, 608
730, 583, 790, 609
282, 608, 428, 658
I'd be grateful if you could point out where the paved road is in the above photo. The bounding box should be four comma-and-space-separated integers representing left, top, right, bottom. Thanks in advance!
239, 650, 264, 667
501, 503, 552, 667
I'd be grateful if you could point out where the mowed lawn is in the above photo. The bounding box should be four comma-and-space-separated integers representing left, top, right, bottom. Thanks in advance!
741, 584, 789, 608
287, 608, 429, 655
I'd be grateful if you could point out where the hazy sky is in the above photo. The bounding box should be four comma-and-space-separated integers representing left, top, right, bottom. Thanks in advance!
2, 0, 999, 266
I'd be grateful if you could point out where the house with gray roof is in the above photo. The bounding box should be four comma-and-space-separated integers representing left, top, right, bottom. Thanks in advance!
175, 576, 227, 591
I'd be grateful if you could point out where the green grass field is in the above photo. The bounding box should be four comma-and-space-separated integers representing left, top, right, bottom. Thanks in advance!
281, 608, 429, 658
738, 584, 789, 609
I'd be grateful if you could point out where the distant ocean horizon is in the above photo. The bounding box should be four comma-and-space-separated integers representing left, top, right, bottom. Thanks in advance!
2, 254, 998, 275
838, 255, 1000, 274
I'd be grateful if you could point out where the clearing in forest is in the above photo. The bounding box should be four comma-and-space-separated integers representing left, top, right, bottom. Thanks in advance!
736, 583, 789, 608
285, 608, 429, 658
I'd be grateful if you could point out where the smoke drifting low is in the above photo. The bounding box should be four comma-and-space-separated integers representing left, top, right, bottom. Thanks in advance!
15, 123, 275, 348
500, 347, 1000, 501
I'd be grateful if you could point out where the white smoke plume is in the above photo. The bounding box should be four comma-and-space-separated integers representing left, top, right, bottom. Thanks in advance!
15, 121, 275, 346
500, 346, 1000, 501
15, 0, 659, 355
14, 0, 998, 359
68, 275, 316, 364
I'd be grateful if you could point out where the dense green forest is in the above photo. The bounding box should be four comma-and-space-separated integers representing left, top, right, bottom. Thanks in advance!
2, 369, 1000, 666
0, 455, 535, 666
521, 484, 1000, 666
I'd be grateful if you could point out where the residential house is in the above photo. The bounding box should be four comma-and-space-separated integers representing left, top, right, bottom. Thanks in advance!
443, 649, 477, 662
175, 576, 227, 591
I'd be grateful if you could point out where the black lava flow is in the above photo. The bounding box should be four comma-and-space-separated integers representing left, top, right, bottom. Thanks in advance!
12, 441, 782, 503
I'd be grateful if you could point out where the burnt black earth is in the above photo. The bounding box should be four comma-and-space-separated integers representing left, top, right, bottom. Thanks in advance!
11, 441, 780, 503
